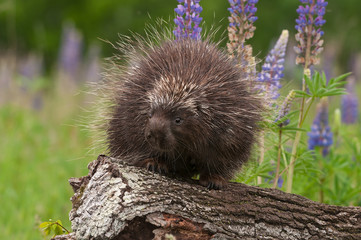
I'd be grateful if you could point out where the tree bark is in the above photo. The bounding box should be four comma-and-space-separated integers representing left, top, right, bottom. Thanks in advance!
54, 155, 361, 240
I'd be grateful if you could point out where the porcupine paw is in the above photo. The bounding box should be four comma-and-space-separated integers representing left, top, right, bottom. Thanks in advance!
199, 174, 227, 190
136, 158, 169, 174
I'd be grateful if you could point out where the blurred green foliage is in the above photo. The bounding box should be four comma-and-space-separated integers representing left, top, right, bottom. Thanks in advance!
0, 99, 93, 240
1, 0, 360, 71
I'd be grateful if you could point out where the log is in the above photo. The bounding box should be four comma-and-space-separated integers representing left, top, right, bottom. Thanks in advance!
54, 155, 361, 240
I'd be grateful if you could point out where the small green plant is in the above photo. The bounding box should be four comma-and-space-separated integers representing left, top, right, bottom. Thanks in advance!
286, 71, 349, 192
39, 219, 70, 239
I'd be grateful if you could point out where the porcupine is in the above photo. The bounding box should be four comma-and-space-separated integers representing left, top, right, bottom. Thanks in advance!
101, 36, 263, 189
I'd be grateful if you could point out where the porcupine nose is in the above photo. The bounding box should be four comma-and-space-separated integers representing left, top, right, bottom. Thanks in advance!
146, 129, 164, 146
145, 116, 169, 150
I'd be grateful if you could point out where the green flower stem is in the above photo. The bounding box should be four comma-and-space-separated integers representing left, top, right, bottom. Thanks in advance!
286, 113, 303, 193
319, 148, 325, 203
286, 70, 312, 193
286, 97, 316, 193
278, 146, 290, 177
301, 97, 315, 126
257, 131, 265, 185
281, 145, 288, 169
273, 128, 283, 188
304, 24, 312, 70
286, 20, 313, 193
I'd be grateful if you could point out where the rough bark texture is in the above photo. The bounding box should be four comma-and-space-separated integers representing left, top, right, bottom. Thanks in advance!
55, 155, 361, 240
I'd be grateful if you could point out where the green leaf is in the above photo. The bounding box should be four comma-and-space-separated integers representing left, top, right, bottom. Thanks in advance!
304, 74, 314, 94
322, 90, 347, 97
302, 71, 349, 98
44, 226, 51, 236
284, 110, 299, 118
39, 220, 68, 237
44, 225, 52, 236
327, 82, 346, 89
314, 72, 321, 89
320, 72, 327, 88
39, 222, 52, 236
54, 224, 64, 236
294, 90, 311, 97
316, 88, 327, 96
275, 110, 299, 125
322, 71, 327, 85
39, 222, 51, 229
333, 72, 352, 83
281, 127, 307, 132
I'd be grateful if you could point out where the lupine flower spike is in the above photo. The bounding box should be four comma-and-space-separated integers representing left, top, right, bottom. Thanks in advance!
273, 90, 296, 189
227, 0, 258, 76
308, 98, 333, 156
341, 77, 359, 124
288, 0, 328, 193
275, 90, 296, 127
294, 0, 328, 67
59, 24, 83, 78
257, 30, 289, 101
227, 0, 258, 56
174, 0, 203, 40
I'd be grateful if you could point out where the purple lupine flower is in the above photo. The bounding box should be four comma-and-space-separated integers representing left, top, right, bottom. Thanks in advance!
85, 45, 101, 83
227, 0, 258, 58
275, 176, 284, 188
341, 77, 359, 124
257, 30, 289, 101
0, 61, 13, 101
228, 0, 258, 26
308, 98, 333, 156
18, 54, 43, 92
18, 54, 43, 81
17, 54, 44, 110
294, 0, 328, 67
173, 0, 203, 40
59, 24, 83, 78
275, 90, 296, 127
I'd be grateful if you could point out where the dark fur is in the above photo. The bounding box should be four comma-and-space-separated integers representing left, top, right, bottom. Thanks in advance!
105, 38, 262, 189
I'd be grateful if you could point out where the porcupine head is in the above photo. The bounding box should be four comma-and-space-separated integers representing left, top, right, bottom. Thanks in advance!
105, 36, 263, 190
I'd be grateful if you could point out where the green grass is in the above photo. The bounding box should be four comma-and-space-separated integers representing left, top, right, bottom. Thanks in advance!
0, 102, 94, 240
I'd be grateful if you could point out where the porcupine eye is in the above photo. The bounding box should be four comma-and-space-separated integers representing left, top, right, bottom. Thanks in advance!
174, 117, 183, 125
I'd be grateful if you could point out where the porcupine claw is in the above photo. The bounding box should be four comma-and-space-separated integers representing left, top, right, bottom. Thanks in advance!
199, 174, 227, 190
135, 158, 169, 174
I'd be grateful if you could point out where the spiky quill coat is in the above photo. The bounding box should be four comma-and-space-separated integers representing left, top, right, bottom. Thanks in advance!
99, 37, 263, 189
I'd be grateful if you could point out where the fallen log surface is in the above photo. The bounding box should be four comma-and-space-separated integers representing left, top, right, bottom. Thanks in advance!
54, 155, 361, 240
